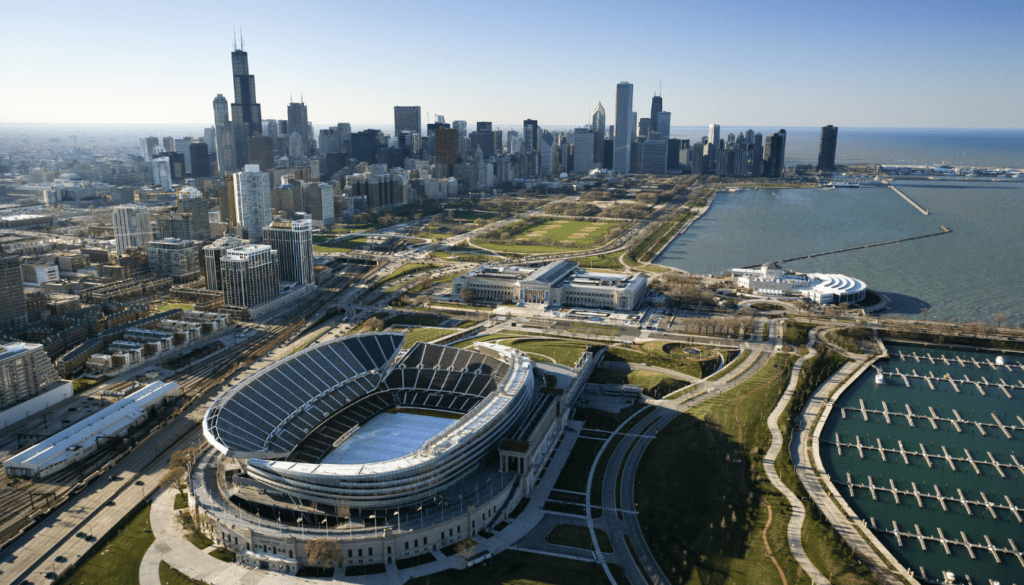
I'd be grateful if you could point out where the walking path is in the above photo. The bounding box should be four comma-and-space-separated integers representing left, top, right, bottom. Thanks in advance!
761, 332, 828, 584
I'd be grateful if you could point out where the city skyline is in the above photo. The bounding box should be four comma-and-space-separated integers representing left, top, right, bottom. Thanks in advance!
1, 1, 1020, 129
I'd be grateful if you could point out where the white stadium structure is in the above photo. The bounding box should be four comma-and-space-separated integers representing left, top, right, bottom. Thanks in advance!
195, 332, 599, 573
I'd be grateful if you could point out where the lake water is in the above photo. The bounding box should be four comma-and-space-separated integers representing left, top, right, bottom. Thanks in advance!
820, 343, 1024, 585
655, 180, 1024, 324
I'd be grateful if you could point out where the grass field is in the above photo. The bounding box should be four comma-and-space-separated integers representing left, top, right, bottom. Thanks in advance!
635, 354, 808, 585
545, 524, 614, 553
73, 377, 101, 394
604, 346, 714, 379
61, 503, 154, 585
401, 327, 453, 348
498, 338, 593, 367
706, 349, 750, 381
159, 560, 206, 584
783, 322, 814, 346
473, 218, 623, 254
313, 235, 370, 253
587, 368, 687, 399
578, 252, 626, 270
157, 302, 194, 312
405, 549, 611, 585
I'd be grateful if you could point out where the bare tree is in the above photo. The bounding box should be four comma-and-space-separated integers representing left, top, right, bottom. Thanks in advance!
306, 538, 342, 568
460, 288, 475, 302
920, 308, 932, 321
454, 539, 477, 568
993, 313, 1008, 328
365, 317, 386, 331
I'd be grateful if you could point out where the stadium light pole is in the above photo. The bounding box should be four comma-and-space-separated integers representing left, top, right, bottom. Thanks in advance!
322, 518, 328, 537
394, 510, 400, 532
369, 514, 376, 537
297, 517, 303, 537
418, 505, 423, 527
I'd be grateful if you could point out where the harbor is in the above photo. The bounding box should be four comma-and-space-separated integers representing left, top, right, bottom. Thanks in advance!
820, 342, 1024, 585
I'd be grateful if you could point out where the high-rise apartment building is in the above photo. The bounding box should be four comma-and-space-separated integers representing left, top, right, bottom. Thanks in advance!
650, 95, 663, 136
0, 256, 28, 330
220, 245, 280, 308
232, 165, 272, 243
203, 236, 246, 291
0, 342, 62, 410
817, 125, 839, 172
613, 82, 633, 173
177, 188, 211, 240
263, 219, 313, 285
146, 238, 202, 284
394, 106, 422, 136
113, 205, 152, 254
151, 157, 173, 189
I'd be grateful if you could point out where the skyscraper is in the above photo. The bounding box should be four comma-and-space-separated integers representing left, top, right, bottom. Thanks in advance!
232, 165, 272, 243
229, 40, 263, 169
394, 106, 422, 136
287, 100, 310, 155
434, 127, 458, 166
113, 205, 153, 254
708, 124, 721, 152
189, 142, 211, 177
177, 187, 211, 241
220, 245, 280, 308
213, 94, 235, 174
613, 82, 633, 173
650, 95, 663, 136
0, 256, 28, 330
592, 102, 606, 165
263, 218, 314, 285
763, 130, 787, 178
656, 112, 671, 140
248, 135, 274, 174
0, 342, 62, 410
817, 125, 839, 171
572, 129, 595, 174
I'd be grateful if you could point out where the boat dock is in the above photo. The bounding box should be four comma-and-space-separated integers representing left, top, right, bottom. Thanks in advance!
836, 403, 1023, 439
871, 522, 1024, 568
824, 436, 1024, 477
835, 476, 1024, 522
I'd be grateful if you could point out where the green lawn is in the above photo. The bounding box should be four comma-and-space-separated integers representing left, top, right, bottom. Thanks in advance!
159, 560, 207, 584
401, 327, 454, 348
635, 354, 808, 585
473, 218, 624, 254
173, 492, 188, 510
706, 349, 750, 381
73, 377, 101, 394
545, 524, 614, 553
604, 345, 714, 379
405, 549, 611, 585
208, 548, 236, 563
313, 235, 370, 253
376, 263, 436, 288
61, 503, 154, 585
587, 368, 687, 399
157, 302, 194, 312
498, 338, 593, 367
554, 437, 604, 493
784, 322, 814, 346
577, 252, 626, 270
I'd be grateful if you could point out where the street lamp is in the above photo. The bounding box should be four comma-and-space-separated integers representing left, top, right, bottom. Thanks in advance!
368, 514, 376, 537
297, 517, 304, 536
322, 517, 328, 537
393, 510, 400, 532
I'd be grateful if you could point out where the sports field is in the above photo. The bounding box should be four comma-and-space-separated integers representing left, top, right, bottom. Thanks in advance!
473, 218, 625, 254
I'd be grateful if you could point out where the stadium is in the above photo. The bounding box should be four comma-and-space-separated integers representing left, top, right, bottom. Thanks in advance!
194, 331, 594, 573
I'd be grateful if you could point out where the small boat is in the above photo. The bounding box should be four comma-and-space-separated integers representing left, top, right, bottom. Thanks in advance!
875, 372, 885, 385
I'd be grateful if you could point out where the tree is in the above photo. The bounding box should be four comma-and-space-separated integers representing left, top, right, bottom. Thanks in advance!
306, 539, 342, 568
454, 539, 477, 568
460, 288, 475, 302
365, 317, 386, 331
993, 313, 1008, 328
920, 308, 932, 321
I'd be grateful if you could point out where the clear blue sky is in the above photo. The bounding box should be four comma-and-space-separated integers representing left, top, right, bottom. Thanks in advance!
1, 0, 1020, 128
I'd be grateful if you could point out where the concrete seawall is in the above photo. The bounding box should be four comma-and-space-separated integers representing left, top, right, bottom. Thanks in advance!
886, 183, 930, 215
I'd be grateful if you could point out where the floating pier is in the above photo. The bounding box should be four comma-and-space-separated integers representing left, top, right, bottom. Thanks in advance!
871, 524, 1024, 566
825, 436, 1022, 473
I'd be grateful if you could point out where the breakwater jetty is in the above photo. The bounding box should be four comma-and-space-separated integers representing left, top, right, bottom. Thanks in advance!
885, 182, 930, 215
745, 226, 952, 268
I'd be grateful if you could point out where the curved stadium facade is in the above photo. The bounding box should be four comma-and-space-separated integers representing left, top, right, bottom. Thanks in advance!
194, 332, 586, 573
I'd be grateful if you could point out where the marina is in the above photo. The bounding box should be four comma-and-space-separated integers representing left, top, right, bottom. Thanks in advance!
821, 342, 1024, 585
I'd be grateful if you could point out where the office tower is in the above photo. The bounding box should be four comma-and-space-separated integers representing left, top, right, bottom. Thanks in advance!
248, 135, 274, 173
708, 123, 721, 155
523, 119, 540, 176
394, 106, 422, 136
266, 119, 279, 139
591, 102, 606, 164
452, 120, 468, 141
113, 204, 153, 254
146, 238, 202, 284
650, 95, 663, 136
470, 130, 496, 158
288, 133, 304, 160
162, 137, 175, 153
0, 256, 28, 330
638, 118, 651, 139
572, 129, 595, 174
0, 342, 61, 410
640, 140, 668, 174
667, 138, 682, 170
142, 136, 159, 160
817, 125, 839, 171
263, 218, 313, 285
305, 183, 335, 228
177, 188, 211, 240
656, 112, 671, 139
318, 127, 339, 154
287, 100, 310, 154
203, 236, 245, 291
613, 82, 633, 173
220, 244, 280, 308
337, 123, 352, 154
434, 127, 457, 167
204, 127, 216, 148
213, 94, 235, 174
232, 165, 272, 243
763, 129, 787, 178
151, 157, 173, 189
351, 130, 384, 163
540, 133, 555, 175
173, 138, 194, 175
230, 41, 262, 138
189, 142, 211, 177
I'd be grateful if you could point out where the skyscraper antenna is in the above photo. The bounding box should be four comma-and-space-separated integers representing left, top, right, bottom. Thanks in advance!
233, 28, 237, 51
659, 80, 662, 96
240, 28, 244, 50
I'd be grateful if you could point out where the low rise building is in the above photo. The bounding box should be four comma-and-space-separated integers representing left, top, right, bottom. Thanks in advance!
731, 262, 867, 304
452, 260, 646, 311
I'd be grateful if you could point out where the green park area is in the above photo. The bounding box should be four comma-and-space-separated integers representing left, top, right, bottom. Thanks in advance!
406, 549, 617, 585
157, 302, 194, 312
60, 503, 154, 585
313, 235, 370, 253
400, 327, 453, 348
472, 218, 625, 254
634, 354, 812, 585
